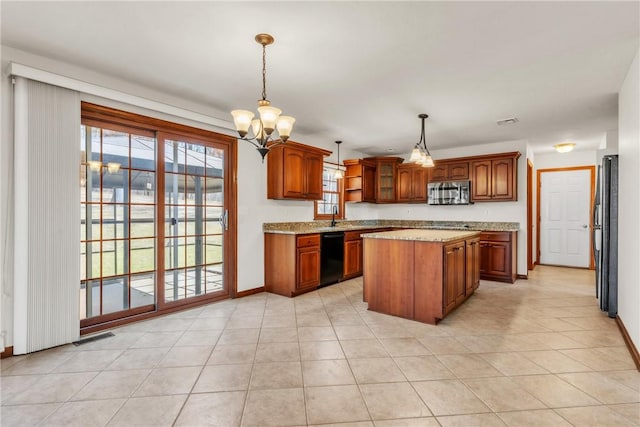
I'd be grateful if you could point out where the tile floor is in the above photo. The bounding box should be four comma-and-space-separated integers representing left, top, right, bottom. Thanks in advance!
1, 265, 639, 426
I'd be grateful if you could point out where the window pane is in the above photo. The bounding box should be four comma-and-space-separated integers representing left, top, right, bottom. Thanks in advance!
102, 276, 129, 315
165, 172, 185, 204
130, 205, 155, 238
205, 177, 224, 206
131, 238, 154, 273
165, 140, 186, 173
86, 241, 101, 279
205, 147, 224, 178
205, 265, 223, 294
131, 135, 155, 170
165, 237, 186, 269
186, 144, 206, 176
131, 273, 155, 308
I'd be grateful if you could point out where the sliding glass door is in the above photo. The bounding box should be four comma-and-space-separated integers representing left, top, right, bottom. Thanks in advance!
80, 103, 235, 330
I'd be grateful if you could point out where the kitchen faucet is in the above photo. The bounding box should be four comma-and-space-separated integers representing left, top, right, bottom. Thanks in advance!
330, 205, 338, 227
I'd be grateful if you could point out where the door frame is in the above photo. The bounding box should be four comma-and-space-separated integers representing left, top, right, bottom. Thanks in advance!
536, 165, 595, 269
527, 159, 534, 270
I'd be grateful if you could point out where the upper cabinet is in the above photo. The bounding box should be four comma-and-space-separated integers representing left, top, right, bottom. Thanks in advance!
344, 159, 377, 203
396, 163, 428, 203
470, 152, 520, 202
365, 156, 404, 203
429, 161, 469, 182
267, 141, 331, 200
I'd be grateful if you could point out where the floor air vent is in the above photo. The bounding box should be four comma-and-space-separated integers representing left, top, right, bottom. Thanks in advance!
72, 332, 115, 346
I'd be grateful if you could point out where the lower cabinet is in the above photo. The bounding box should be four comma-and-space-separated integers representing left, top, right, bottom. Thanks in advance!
466, 237, 481, 293
264, 233, 320, 297
479, 231, 517, 283
443, 240, 466, 315
343, 232, 363, 279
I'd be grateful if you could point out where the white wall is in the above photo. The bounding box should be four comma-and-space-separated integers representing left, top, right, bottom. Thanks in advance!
348, 140, 530, 276
617, 47, 640, 351
534, 150, 598, 170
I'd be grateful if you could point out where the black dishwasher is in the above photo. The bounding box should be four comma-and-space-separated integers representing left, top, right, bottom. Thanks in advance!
320, 232, 344, 287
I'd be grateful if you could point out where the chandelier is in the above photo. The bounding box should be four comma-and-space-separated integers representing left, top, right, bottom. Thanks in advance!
231, 33, 295, 160
408, 114, 434, 167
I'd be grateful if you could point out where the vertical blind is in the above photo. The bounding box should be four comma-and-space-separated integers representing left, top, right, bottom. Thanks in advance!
13, 77, 80, 354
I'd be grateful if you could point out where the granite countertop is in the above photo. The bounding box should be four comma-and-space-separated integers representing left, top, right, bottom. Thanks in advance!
263, 220, 519, 235
363, 229, 481, 242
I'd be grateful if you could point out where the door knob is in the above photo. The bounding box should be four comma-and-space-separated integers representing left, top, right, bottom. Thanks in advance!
582, 224, 588, 229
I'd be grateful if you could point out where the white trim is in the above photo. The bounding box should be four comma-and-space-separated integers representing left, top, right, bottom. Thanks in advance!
8, 62, 235, 132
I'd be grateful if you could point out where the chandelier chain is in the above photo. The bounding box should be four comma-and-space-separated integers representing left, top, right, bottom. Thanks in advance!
261, 44, 267, 101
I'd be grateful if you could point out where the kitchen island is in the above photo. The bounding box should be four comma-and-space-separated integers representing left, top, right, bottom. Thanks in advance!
363, 229, 481, 324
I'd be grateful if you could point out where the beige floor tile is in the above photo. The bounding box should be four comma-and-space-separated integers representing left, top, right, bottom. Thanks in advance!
558, 372, 640, 404
310, 422, 373, 427
496, 409, 572, 426
533, 317, 586, 332
298, 326, 338, 341
463, 377, 546, 412
107, 394, 187, 426
436, 354, 503, 378
609, 403, 640, 423
251, 361, 303, 389
107, 347, 170, 370
52, 349, 123, 373
374, 418, 440, 426
305, 385, 370, 424
555, 405, 639, 427
225, 315, 263, 329
242, 388, 306, 427
174, 329, 222, 346
479, 352, 549, 376
187, 316, 228, 330
334, 325, 375, 340
329, 313, 367, 326
560, 347, 637, 371
412, 379, 491, 416
360, 382, 431, 420
341, 339, 389, 359
369, 324, 414, 339
193, 364, 252, 392
133, 366, 201, 396
297, 313, 332, 327
261, 314, 297, 328
436, 413, 507, 427
175, 391, 245, 426
42, 398, 125, 426
510, 374, 600, 407
379, 338, 430, 356
302, 359, 355, 386
520, 350, 591, 373
0, 403, 60, 427
4, 372, 97, 405
71, 369, 150, 400
217, 328, 260, 345
393, 355, 455, 381
517, 332, 586, 349
349, 357, 406, 384
158, 345, 213, 367
417, 336, 472, 355
258, 327, 298, 343
130, 331, 183, 348
561, 330, 625, 347
0, 374, 43, 403
602, 370, 640, 392
300, 340, 345, 360
1, 351, 73, 376
255, 342, 300, 362
207, 344, 256, 365
146, 318, 195, 332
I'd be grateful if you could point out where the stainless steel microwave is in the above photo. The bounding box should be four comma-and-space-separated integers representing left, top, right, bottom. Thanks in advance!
427, 181, 471, 205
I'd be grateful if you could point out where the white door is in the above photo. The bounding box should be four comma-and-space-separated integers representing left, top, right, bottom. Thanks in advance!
540, 169, 592, 267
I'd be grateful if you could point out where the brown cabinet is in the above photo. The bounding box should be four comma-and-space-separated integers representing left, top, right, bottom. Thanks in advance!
396, 163, 428, 203
343, 231, 363, 279
466, 237, 481, 293
365, 157, 404, 203
470, 154, 519, 202
479, 231, 517, 283
364, 233, 480, 324
264, 233, 321, 297
443, 240, 466, 315
267, 141, 330, 200
429, 161, 469, 182
343, 159, 376, 203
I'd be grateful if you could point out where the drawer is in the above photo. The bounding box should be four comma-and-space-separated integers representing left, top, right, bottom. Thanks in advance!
297, 234, 320, 248
344, 231, 363, 241
480, 231, 512, 242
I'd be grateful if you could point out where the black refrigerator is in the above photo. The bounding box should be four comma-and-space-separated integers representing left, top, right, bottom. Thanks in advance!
593, 154, 618, 318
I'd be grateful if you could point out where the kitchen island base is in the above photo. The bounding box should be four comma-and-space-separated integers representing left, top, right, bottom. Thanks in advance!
363, 229, 481, 325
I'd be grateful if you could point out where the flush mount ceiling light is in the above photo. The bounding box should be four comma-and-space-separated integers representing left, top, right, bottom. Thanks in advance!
231, 33, 295, 161
408, 114, 435, 168
334, 141, 344, 179
554, 142, 576, 153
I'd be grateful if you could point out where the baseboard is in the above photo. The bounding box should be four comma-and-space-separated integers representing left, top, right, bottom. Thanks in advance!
235, 286, 265, 298
616, 315, 640, 371
1, 346, 14, 359
517, 274, 528, 280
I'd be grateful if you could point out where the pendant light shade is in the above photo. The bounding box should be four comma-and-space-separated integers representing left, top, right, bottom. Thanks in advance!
334, 140, 344, 179
410, 114, 435, 168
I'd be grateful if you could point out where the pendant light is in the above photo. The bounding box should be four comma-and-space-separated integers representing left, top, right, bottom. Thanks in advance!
334, 140, 344, 179
231, 33, 295, 161
409, 114, 435, 167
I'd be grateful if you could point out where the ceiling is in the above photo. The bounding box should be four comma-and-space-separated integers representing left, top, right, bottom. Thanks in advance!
2, 2, 638, 156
